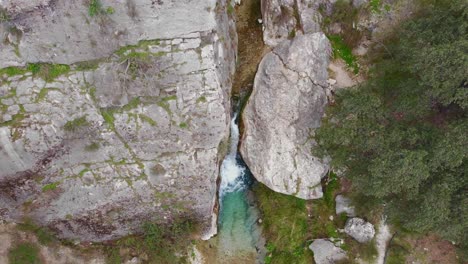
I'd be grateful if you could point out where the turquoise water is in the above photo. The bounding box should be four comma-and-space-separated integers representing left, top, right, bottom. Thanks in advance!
217, 115, 262, 260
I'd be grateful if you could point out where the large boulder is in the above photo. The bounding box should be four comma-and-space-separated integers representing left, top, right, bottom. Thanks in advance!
240, 33, 331, 199
335, 194, 356, 217
344, 217, 376, 243
261, 0, 326, 47
0, 0, 237, 241
309, 239, 347, 264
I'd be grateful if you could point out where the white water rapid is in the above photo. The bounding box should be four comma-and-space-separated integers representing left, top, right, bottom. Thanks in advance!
219, 114, 246, 198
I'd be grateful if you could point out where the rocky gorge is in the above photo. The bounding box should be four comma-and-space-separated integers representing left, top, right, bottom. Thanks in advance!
2, 0, 461, 263
1, 0, 237, 242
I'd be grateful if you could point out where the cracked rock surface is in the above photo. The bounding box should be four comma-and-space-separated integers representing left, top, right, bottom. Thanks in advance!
261, 0, 329, 47
0, 0, 236, 241
240, 33, 330, 199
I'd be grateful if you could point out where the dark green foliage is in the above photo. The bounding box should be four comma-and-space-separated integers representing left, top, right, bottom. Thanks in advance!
316, 0, 468, 247
8, 243, 42, 264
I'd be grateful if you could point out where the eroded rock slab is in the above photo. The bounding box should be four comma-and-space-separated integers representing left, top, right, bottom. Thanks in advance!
345, 217, 376, 243
240, 33, 330, 199
309, 239, 347, 264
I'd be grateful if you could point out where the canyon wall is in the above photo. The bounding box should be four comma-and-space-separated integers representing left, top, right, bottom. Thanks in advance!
0, 0, 237, 241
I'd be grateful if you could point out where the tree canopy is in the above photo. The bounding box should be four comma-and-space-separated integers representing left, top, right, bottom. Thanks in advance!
316, 0, 467, 247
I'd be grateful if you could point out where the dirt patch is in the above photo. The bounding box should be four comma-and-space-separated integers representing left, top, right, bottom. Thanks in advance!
232, 0, 269, 94
405, 234, 460, 264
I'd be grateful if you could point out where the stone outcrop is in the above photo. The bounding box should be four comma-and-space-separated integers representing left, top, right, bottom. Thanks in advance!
335, 194, 356, 217
261, 0, 327, 47
240, 32, 330, 199
0, 0, 237, 241
309, 239, 347, 264
344, 217, 376, 243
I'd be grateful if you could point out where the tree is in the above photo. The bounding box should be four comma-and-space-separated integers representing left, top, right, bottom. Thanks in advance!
316, 0, 467, 248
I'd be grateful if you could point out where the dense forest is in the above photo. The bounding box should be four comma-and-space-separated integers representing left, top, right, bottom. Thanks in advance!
317, 0, 467, 251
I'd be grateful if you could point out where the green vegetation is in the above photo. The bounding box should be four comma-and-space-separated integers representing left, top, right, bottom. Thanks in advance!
139, 114, 157, 126
316, 0, 468, 250
101, 109, 116, 130
85, 142, 100, 151
196, 96, 207, 104
88, 0, 102, 17
104, 219, 197, 263
321, 0, 362, 48
369, 0, 382, 13
0, 63, 70, 82
42, 182, 59, 192
0, 66, 28, 77
8, 243, 42, 264
64, 116, 89, 132
254, 183, 313, 263
179, 122, 188, 129
17, 219, 56, 246
227, 4, 234, 15
256, 177, 375, 262
0, 8, 9, 22
328, 35, 359, 74
105, 6, 115, 15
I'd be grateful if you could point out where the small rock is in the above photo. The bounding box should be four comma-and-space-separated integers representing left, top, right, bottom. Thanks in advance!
329, 215, 334, 221
353, 0, 369, 8
309, 239, 347, 264
344, 217, 375, 243
335, 195, 356, 217
327, 78, 337, 85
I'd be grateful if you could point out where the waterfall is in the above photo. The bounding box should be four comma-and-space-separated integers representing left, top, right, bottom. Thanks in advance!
215, 112, 264, 261
219, 114, 246, 198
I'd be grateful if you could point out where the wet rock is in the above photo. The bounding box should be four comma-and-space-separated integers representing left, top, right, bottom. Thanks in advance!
309, 239, 347, 264
241, 33, 331, 199
345, 217, 375, 243
335, 195, 356, 217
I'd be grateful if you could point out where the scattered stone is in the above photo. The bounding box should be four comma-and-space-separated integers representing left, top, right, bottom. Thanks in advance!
345, 218, 375, 243
335, 195, 356, 217
309, 239, 347, 264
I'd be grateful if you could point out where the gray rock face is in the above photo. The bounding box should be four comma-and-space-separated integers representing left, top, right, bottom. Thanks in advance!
0, 0, 237, 241
309, 239, 347, 264
0, 0, 220, 67
261, 0, 326, 47
335, 194, 356, 217
240, 33, 330, 199
345, 217, 375, 243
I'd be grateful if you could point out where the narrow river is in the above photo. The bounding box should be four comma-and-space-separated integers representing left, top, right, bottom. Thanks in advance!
217, 111, 263, 262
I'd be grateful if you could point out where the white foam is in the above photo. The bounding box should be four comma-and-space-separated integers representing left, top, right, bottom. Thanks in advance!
219, 114, 246, 197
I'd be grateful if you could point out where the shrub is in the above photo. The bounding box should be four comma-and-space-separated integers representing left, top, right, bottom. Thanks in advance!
8, 243, 42, 264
